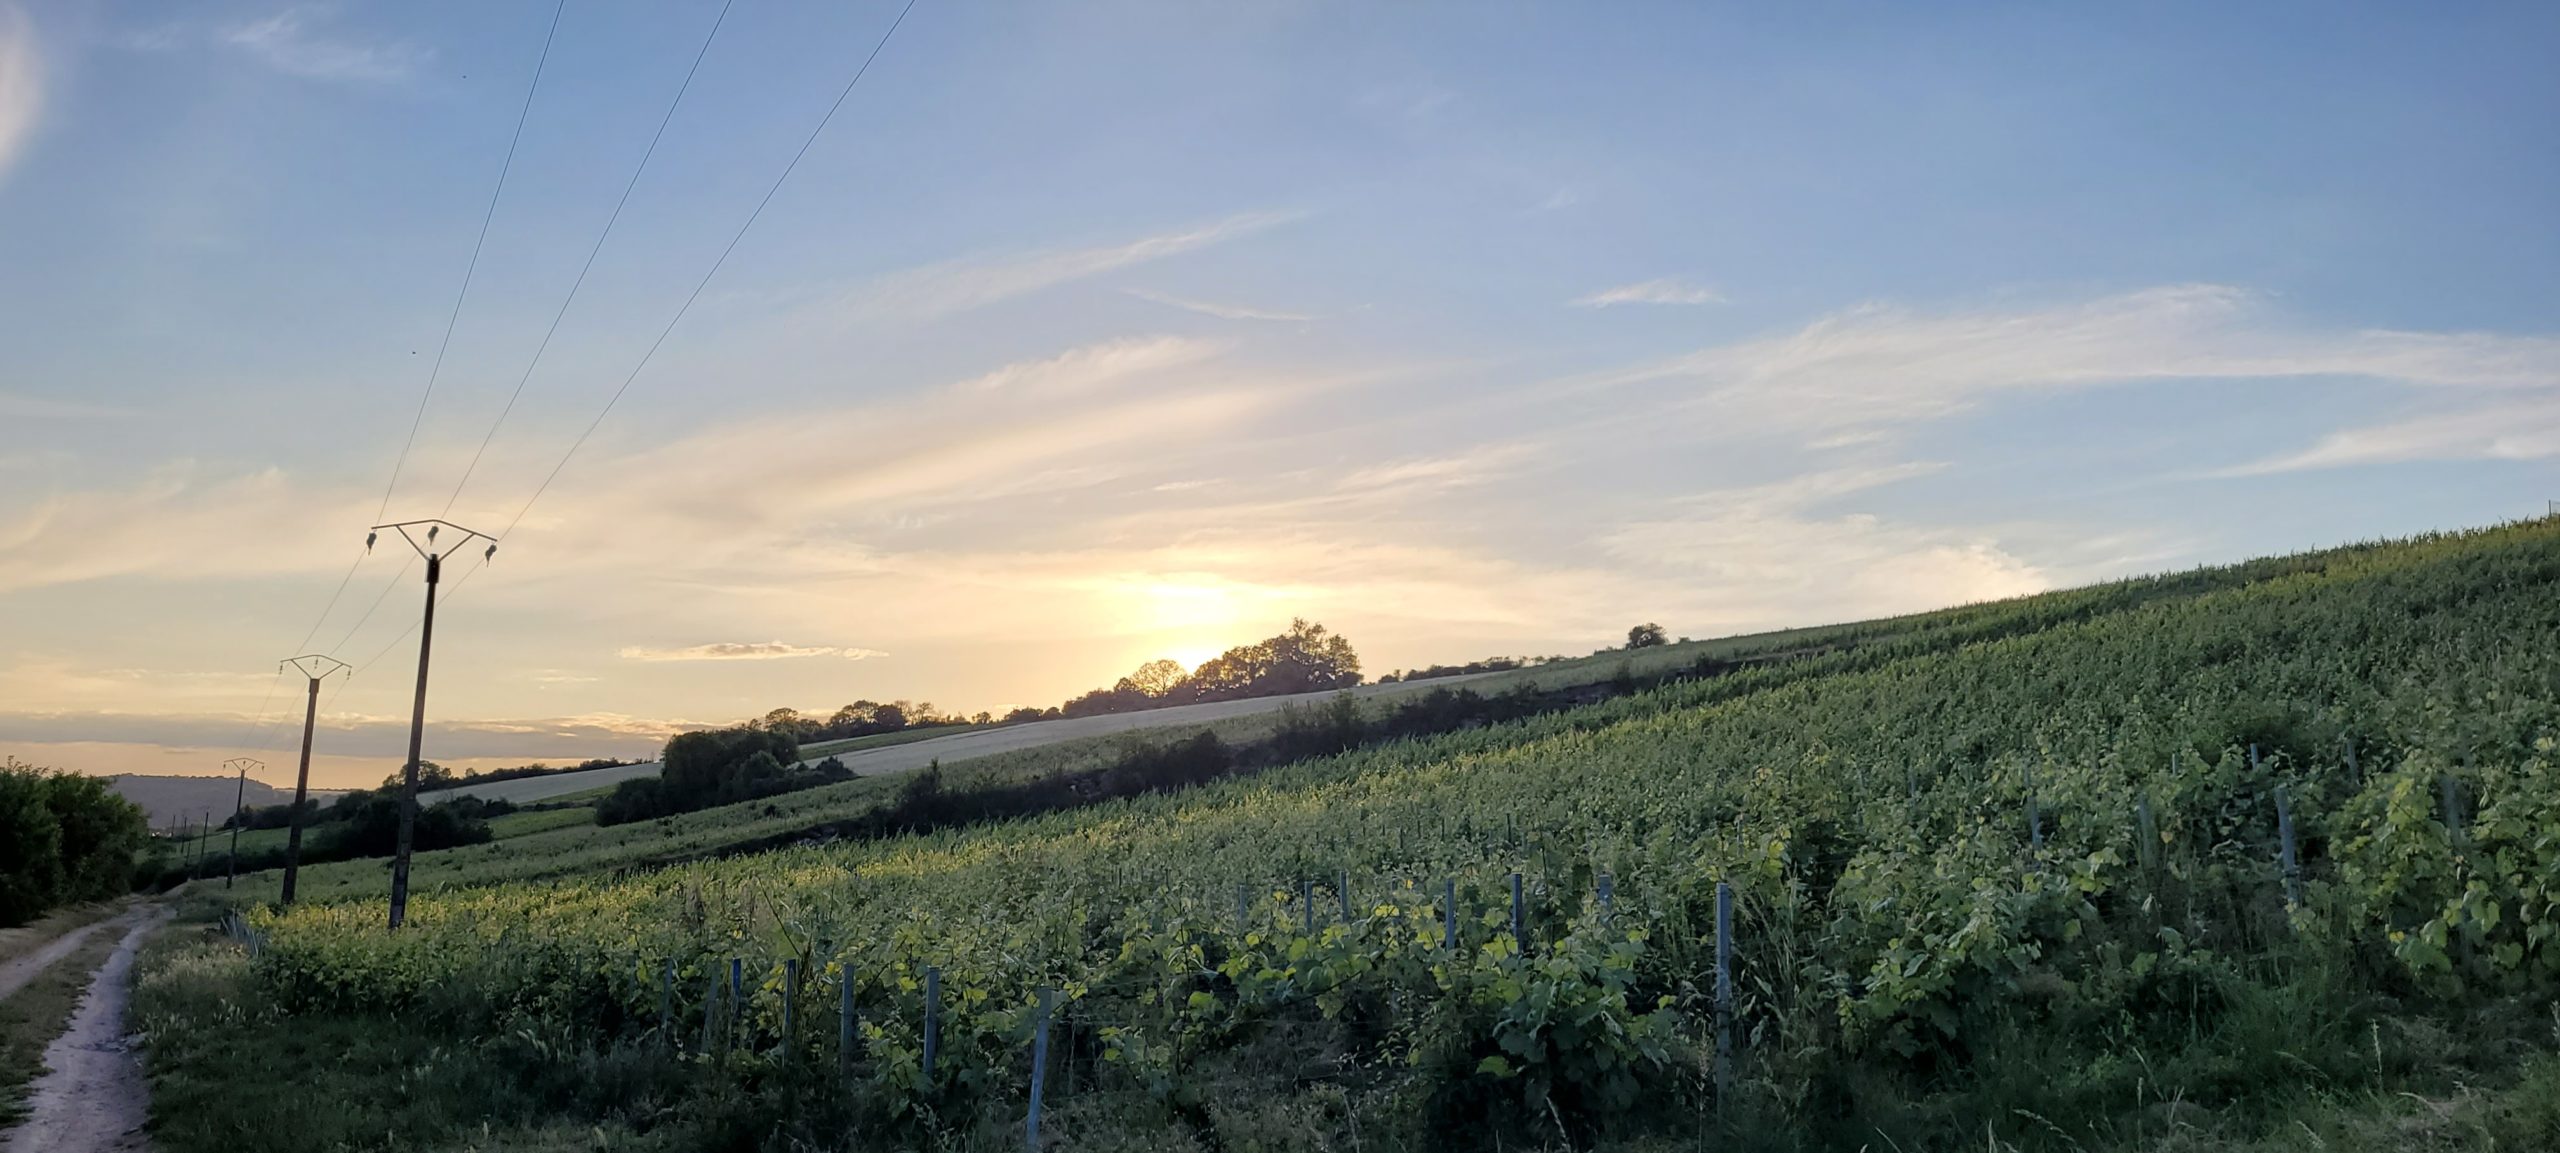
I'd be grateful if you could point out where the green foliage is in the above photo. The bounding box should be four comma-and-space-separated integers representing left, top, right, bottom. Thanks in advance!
0, 758, 148, 926
237, 522, 2560, 1146
598, 725, 821, 825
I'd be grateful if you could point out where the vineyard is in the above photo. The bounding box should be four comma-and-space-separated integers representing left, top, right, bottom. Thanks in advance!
188, 522, 2560, 1151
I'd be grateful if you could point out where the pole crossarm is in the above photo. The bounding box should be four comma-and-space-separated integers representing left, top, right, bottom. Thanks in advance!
222, 757, 265, 776
368, 519, 498, 565
283, 654, 352, 683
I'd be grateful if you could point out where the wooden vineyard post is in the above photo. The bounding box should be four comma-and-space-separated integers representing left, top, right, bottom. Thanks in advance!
1235, 883, 1250, 932
2341, 733, 2361, 781
729, 958, 744, 1052
782, 959, 799, 1060
1026, 988, 1054, 1151
2441, 772, 2475, 968
1302, 877, 1317, 935
1339, 870, 1354, 923
700, 972, 720, 1055
2136, 792, 2159, 873
1442, 879, 1458, 951
1509, 872, 1526, 954
2274, 785, 2302, 911
1714, 881, 1735, 1107
839, 965, 856, 1071
1597, 872, 1614, 918
923, 966, 942, 1081
2023, 759, 2043, 852
659, 960, 675, 1048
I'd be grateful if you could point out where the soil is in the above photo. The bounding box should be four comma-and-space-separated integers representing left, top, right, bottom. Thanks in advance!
1, 907, 170, 1153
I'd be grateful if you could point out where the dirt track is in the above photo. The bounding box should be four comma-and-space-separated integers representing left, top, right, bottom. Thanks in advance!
2, 907, 168, 1153
0, 906, 135, 1004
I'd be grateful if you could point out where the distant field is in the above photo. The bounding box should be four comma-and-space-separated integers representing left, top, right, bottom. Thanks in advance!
796, 724, 978, 759
482, 806, 598, 840
220, 619, 1963, 905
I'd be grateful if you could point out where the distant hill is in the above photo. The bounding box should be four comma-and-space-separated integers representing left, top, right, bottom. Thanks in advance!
107, 774, 348, 831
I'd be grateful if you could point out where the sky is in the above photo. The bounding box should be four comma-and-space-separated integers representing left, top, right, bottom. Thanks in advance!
1, 1, 2555, 789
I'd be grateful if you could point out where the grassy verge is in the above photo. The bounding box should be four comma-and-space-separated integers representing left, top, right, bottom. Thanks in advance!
0, 901, 124, 967
0, 925, 123, 1126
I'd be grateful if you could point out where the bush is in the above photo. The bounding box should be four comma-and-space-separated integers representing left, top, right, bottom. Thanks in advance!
0, 758, 149, 926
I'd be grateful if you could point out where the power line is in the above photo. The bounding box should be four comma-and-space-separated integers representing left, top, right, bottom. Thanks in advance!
292, 550, 367, 655
443, 0, 739, 518
331, 554, 416, 657
501, 0, 920, 541
352, 557, 490, 679
372, 0, 568, 526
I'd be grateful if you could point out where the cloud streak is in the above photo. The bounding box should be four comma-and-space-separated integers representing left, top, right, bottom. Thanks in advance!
617, 642, 888, 662
220, 7, 429, 84
1581, 285, 2560, 436
1574, 278, 1723, 308
1125, 288, 1313, 323
837, 212, 1301, 322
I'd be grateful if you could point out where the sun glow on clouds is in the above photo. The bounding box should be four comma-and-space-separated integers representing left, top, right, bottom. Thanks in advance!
12, 274, 2556, 783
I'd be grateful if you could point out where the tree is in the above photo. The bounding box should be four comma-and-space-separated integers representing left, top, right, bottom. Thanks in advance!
1122, 659, 1187, 698
0, 765, 63, 926
1186, 619, 1362, 701
660, 726, 801, 809
379, 760, 454, 792
1626, 622, 1668, 649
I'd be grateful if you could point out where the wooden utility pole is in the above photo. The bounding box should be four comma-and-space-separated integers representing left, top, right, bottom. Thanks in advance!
222, 757, 263, 889
278, 655, 350, 905
191, 810, 212, 880
370, 519, 494, 929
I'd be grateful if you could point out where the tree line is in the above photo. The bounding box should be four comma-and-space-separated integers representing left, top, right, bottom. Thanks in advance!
0, 758, 150, 927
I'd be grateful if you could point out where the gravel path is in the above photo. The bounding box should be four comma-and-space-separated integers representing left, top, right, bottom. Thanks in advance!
2, 907, 169, 1153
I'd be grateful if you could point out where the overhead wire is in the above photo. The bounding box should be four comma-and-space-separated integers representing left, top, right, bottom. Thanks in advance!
443, 0, 739, 518
232, 0, 562, 757
265, 0, 922, 771
500, 0, 920, 542
370, 0, 567, 527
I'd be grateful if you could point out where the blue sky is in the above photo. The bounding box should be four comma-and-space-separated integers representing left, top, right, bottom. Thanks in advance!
1, 1, 2554, 787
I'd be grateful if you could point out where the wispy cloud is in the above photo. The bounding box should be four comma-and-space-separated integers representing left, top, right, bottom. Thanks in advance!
1581, 285, 2560, 435
836, 212, 1301, 322
0, 3, 40, 184
2223, 397, 2560, 475
1598, 463, 2049, 622
220, 7, 428, 84
1573, 278, 1724, 308
617, 642, 888, 663
1125, 288, 1312, 323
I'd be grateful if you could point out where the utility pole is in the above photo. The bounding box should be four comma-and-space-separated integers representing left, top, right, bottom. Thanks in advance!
369, 519, 495, 930
277, 655, 351, 905
192, 810, 212, 881
222, 757, 263, 889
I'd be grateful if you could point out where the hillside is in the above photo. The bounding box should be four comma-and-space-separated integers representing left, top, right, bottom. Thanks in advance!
156, 520, 2560, 1152
105, 775, 345, 831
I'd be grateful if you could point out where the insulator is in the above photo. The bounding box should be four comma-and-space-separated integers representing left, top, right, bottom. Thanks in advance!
427, 525, 439, 543
484, 543, 498, 562
365, 531, 377, 551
